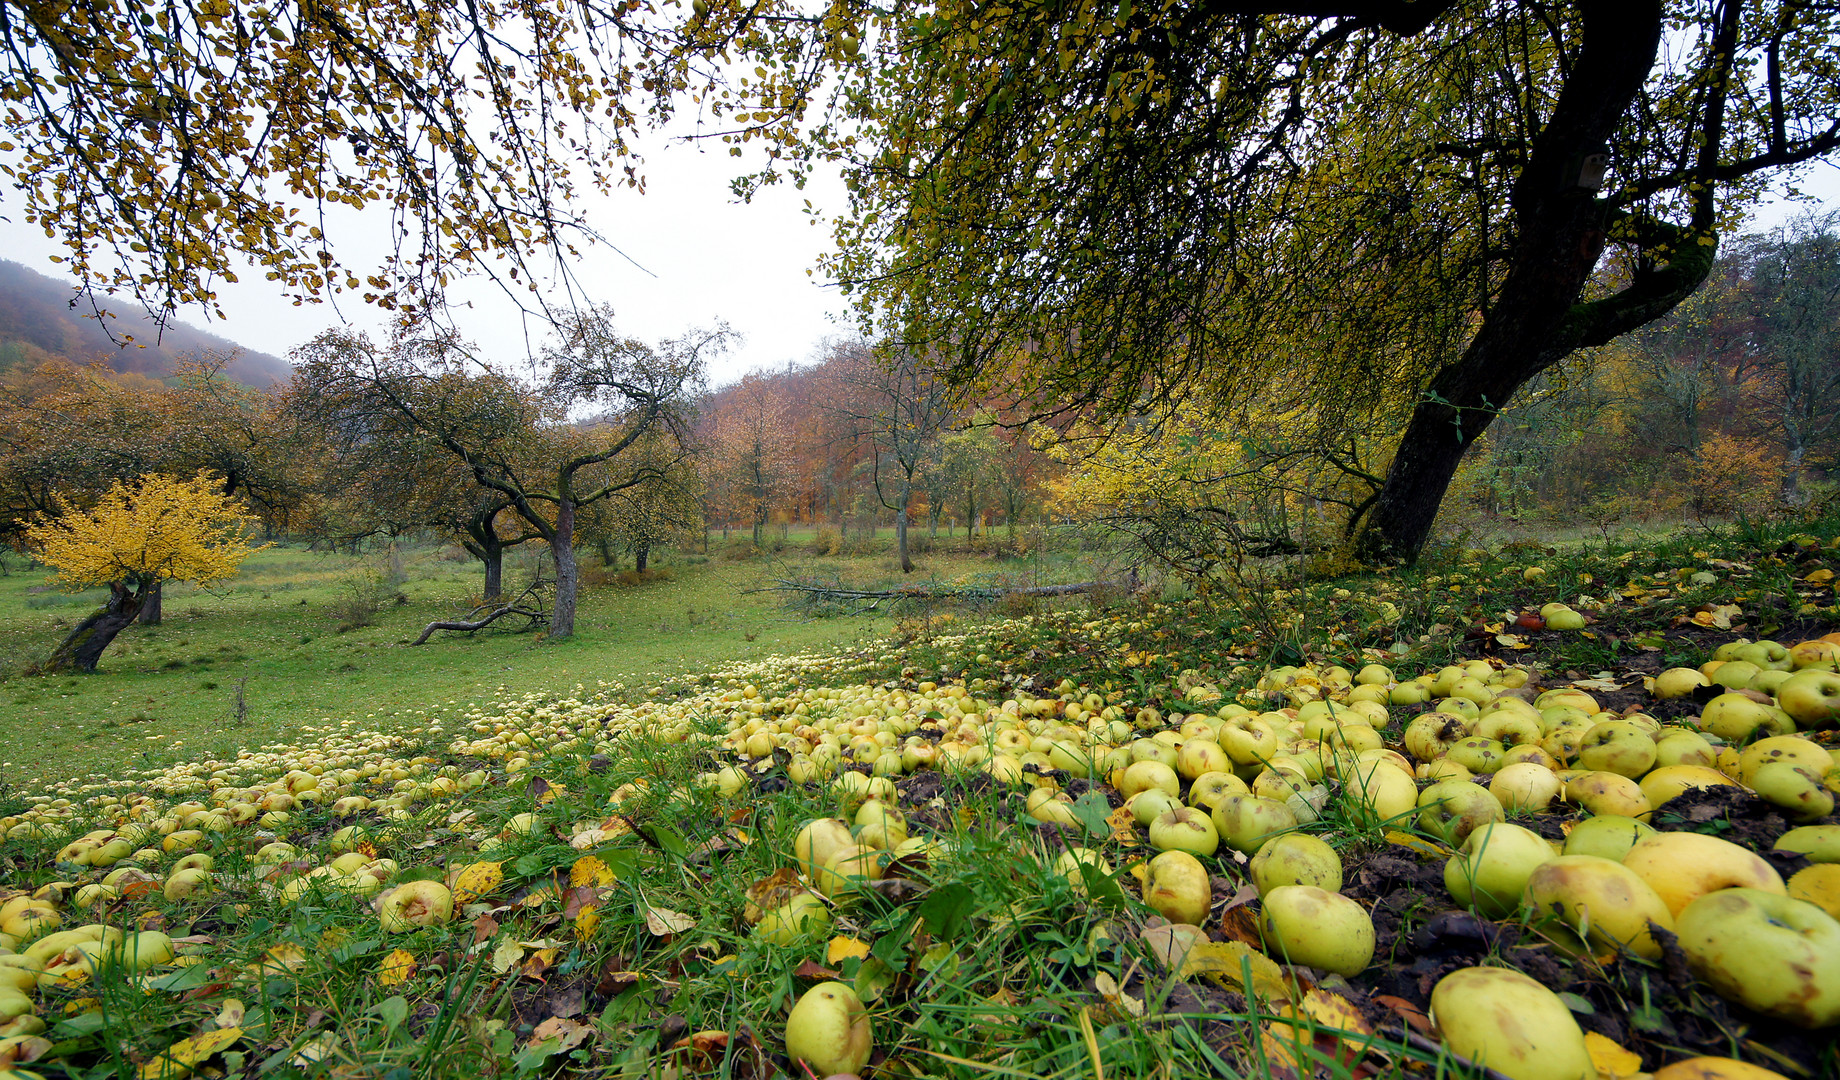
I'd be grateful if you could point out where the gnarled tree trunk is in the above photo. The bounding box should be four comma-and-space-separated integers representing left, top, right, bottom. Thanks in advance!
548, 499, 579, 640
137, 580, 162, 625
44, 580, 149, 673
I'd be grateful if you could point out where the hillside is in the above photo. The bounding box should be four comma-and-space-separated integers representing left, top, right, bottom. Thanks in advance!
0, 259, 290, 385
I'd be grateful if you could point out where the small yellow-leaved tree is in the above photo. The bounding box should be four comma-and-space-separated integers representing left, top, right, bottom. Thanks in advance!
25, 472, 265, 673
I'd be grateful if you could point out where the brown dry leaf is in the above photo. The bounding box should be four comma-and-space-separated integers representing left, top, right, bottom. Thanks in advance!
1217, 905, 1265, 948
743, 868, 805, 924
688, 827, 753, 861
827, 936, 872, 965
521, 948, 559, 980
569, 855, 617, 888
528, 1015, 594, 1054
794, 959, 841, 980
1141, 922, 1206, 970
1179, 941, 1293, 1002
645, 905, 696, 935
473, 912, 501, 944
377, 949, 416, 987
138, 1027, 242, 1079
1585, 1032, 1643, 1079
1373, 994, 1433, 1037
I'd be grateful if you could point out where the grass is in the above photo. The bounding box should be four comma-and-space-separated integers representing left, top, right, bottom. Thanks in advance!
2, 513, 1835, 1079
0, 537, 1101, 790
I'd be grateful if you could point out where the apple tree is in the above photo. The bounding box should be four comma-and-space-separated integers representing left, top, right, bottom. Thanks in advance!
798, 0, 1840, 563
24, 471, 265, 672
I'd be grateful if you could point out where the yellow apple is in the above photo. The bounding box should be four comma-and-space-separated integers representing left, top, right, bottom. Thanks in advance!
1654, 730, 1719, 769
1674, 888, 1840, 1028
1698, 693, 1784, 741
1653, 667, 1711, 699
1127, 788, 1182, 826
1524, 855, 1673, 958
756, 892, 832, 945
379, 881, 454, 932
1118, 760, 1181, 799
1143, 850, 1212, 926
1185, 771, 1250, 811
1749, 762, 1835, 821
1639, 764, 1740, 810
1788, 864, 1840, 919
1211, 795, 1297, 855
1565, 771, 1651, 818
1258, 885, 1373, 976
794, 818, 856, 879
1652, 1059, 1794, 1080
1430, 966, 1593, 1080
784, 982, 872, 1076
1490, 762, 1563, 812
1577, 720, 1657, 778
1738, 735, 1832, 783
1621, 831, 1785, 916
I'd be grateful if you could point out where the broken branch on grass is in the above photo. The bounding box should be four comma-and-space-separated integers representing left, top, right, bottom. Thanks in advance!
752, 573, 1140, 614
411, 578, 551, 645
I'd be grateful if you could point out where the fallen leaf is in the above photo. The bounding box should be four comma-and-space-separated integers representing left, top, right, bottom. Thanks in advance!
794, 959, 841, 980
1093, 971, 1144, 1018
1179, 941, 1293, 1002
473, 912, 501, 944
645, 905, 696, 935
569, 855, 617, 888
574, 906, 601, 941
827, 936, 872, 965
139, 1027, 242, 1079
1585, 1032, 1642, 1079
452, 862, 505, 903
529, 1016, 594, 1054
377, 949, 416, 987
1217, 904, 1264, 948
491, 941, 526, 974
520, 948, 559, 980
743, 868, 805, 924
1374, 994, 1433, 1037
213, 999, 245, 1029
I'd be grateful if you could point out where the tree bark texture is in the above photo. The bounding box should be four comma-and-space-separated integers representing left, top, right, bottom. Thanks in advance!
1358, 2, 1717, 563
549, 499, 579, 640
137, 579, 162, 625
44, 581, 147, 673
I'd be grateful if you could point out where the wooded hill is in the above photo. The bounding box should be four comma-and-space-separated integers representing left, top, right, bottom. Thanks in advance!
0, 260, 289, 386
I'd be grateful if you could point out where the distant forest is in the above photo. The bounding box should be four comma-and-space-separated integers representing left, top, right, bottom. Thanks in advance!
0, 260, 289, 386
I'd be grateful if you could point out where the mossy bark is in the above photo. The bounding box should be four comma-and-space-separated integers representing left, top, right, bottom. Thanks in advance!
43, 580, 148, 673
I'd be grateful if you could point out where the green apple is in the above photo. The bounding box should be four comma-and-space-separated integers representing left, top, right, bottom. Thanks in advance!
1416, 780, 1505, 848
1524, 855, 1673, 958
1621, 831, 1785, 916
1446, 737, 1507, 775
1564, 816, 1656, 861
1186, 770, 1250, 811
1344, 761, 1418, 829
1258, 885, 1373, 976
1430, 966, 1593, 1080
1210, 795, 1297, 855
1143, 850, 1212, 926
1054, 847, 1110, 897
1576, 721, 1657, 778
1129, 739, 1179, 768
1404, 713, 1469, 763
1249, 833, 1343, 895
784, 982, 873, 1076
1675, 888, 1840, 1028
1118, 760, 1181, 799
1127, 788, 1183, 826
1654, 730, 1718, 769
1444, 822, 1556, 919
1699, 693, 1789, 742
1147, 806, 1220, 857
1776, 824, 1840, 863
1733, 640, 1793, 671
1773, 669, 1840, 728
756, 892, 832, 946
1749, 762, 1836, 821
1544, 607, 1586, 630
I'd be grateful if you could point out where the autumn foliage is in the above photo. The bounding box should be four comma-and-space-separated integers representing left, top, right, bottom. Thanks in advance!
26, 471, 264, 591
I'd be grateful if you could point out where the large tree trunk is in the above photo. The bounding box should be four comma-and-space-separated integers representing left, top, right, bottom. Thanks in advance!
896, 501, 913, 573
137, 580, 162, 625
634, 542, 650, 572
1357, 2, 1717, 563
44, 581, 146, 673
548, 500, 578, 640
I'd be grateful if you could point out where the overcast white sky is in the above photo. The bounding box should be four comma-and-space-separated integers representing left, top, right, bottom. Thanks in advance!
2, 138, 1837, 388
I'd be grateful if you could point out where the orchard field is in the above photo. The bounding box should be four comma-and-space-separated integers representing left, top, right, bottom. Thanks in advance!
0, 517, 1836, 1080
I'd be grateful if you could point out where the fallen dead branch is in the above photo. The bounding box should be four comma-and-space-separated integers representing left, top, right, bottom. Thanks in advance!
752, 571, 1139, 614
411, 577, 551, 645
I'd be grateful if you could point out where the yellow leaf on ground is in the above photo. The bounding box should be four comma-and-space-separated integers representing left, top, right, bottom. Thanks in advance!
1178, 940, 1293, 1002
1806, 569, 1834, 584
213, 999, 245, 1029
569, 855, 617, 888
1585, 1032, 1643, 1079
575, 906, 601, 941
139, 1027, 242, 1079
491, 941, 526, 973
451, 861, 504, 903
827, 936, 872, 965
378, 949, 416, 987
1383, 831, 1452, 859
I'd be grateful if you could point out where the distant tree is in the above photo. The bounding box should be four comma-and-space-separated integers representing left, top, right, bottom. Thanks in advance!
288, 308, 720, 640
829, 342, 954, 574
25, 472, 264, 672
712, 374, 797, 547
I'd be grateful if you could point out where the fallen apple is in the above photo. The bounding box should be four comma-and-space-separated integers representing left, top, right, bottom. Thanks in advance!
1674, 888, 1840, 1028
1258, 885, 1373, 976
1415, 780, 1505, 848
1523, 855, 1673, 958
1651, 1058, 1794, 1080
379, 881, 454, 932
1147, 806, 1220, 857
1775, 824, 1840, 863
1788, 864, 1840, 919
1444, 823, 1556, 919
1429, 966, 1593, 1080
1621, 831, 1785, 916
784, 982, 873, 1077
1143, 850, 1212, 926
1248, 833, 1343, 895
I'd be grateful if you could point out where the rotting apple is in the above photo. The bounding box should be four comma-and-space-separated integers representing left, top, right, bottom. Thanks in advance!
1775, 824, 1840, 863
1523, 855, 1673, 958
1621, 831, 1785, 916
1415, 780, 1505, 848
1143, 850, 1212, 926
1444, 822, 1556, 919
1674, 888, 1840, 1029
379, 881, 454, 932
1430, 966, 1594, 1080
1249, 833, 1343, 895
1147, 806, 1220, 857
784, 982, 873, 1077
